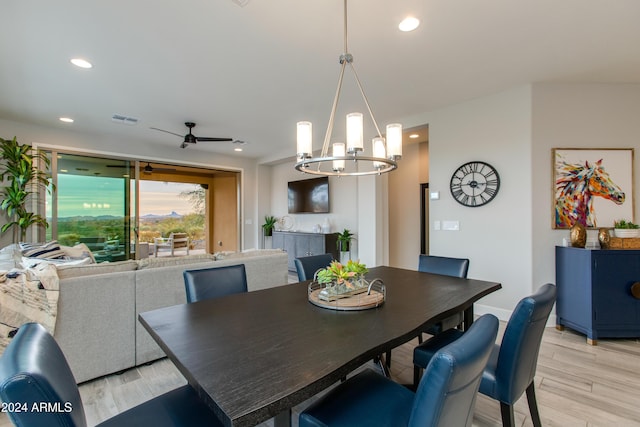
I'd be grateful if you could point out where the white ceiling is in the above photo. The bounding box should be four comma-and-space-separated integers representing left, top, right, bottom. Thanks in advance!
1, 0, 639, 160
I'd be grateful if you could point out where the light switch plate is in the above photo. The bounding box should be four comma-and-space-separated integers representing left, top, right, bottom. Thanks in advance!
442, 220, 459, 231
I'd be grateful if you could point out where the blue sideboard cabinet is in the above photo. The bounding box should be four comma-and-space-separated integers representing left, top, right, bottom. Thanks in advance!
555, 246, 640, 345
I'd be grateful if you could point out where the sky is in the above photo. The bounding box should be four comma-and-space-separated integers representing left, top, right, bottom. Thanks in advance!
54, 175, 199, 217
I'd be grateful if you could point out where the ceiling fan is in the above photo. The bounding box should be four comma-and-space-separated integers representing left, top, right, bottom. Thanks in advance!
150, 122, 233, 149
106, 162, 176, 174
141, 162, 176, 174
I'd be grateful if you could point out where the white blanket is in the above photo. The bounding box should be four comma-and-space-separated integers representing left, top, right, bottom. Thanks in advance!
0, 263, 59, 355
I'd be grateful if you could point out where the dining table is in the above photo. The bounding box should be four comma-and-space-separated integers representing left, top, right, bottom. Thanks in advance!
138, 265, 501, 427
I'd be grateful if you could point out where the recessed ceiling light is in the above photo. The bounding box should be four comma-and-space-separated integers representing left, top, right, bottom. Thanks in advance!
409, 133, 420, 139
234, 148, 243, 152
399, 17, 420, 32
70, 58, 93, 69
59, 117, 74, 123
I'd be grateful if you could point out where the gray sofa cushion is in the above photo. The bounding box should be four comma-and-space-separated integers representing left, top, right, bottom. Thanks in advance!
56, 259, 138, 279
54, 271, 136, 383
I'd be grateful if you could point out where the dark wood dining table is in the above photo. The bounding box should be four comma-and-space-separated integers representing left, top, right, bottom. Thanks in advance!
138, 266, 501, 427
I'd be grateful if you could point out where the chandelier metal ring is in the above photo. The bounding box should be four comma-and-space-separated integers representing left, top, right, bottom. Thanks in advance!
295, 156, 397, 177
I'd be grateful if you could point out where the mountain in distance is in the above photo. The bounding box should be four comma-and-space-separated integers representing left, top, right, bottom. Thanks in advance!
141, 211, 183, 220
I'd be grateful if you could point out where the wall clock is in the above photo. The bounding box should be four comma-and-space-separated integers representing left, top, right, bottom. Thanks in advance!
450, 161, 500, 207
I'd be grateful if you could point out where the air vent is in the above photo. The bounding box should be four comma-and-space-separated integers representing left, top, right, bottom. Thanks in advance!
231, 0, 251, 7
111, 114, 139, 125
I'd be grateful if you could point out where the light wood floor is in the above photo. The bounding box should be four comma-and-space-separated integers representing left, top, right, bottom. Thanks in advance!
2, 323, 639, 427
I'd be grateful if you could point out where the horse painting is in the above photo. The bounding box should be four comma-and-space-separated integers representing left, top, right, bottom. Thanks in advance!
555, 159, 625, 228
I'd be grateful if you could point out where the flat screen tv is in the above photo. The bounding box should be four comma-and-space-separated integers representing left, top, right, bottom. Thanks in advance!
288, 177, 330, 214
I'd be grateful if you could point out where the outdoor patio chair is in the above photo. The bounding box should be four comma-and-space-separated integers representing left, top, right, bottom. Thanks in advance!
154, 232, 190, 257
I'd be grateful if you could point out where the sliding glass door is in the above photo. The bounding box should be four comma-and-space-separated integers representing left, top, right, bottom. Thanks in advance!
42, 150, 240, 261
47, 153, 137, 262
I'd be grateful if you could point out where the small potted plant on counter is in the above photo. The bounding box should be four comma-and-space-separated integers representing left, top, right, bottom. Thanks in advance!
336, 229, 354, 252
262, 215, 278, 237
613, 219, 640, 238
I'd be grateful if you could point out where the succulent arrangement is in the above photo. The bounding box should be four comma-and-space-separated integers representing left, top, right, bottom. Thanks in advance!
316, 260, 368, 285
614, 219, 639, 229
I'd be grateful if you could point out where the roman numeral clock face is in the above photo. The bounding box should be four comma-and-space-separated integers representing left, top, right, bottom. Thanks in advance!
450, 161, 500, 207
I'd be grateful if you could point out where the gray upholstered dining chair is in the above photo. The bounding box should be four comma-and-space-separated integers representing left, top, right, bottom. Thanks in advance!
299, 314, 499, 427
183, 264, 247, 303
413, 283, 557, 427
294, 253, 333, 282
0, 323, 223, 427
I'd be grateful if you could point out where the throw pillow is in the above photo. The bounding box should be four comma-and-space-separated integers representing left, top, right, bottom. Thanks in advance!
60, 243, 96, 263
20, 241, 66, 259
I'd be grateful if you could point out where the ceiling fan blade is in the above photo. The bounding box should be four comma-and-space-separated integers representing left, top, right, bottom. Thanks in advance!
150, 127, 184, 138
195, 137, 233, 142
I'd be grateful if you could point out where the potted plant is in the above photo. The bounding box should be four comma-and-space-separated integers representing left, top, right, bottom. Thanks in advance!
0, 136, 53, 243
315, 260, 369, 300
336, 228, 354, 252
613, 219, 640, 238
262, 215, 278, 237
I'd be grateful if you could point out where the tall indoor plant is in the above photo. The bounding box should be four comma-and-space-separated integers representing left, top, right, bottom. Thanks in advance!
0, 136, 53, 243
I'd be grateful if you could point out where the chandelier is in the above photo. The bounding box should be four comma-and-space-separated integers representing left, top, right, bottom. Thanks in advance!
295, 0, 402, 177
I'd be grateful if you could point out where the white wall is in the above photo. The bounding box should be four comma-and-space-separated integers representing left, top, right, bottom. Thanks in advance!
268, 161, 360, 259
531, 83, 640, 290
0, 118, 261, 250
398, 82, 640, 317
403, 86, 534, 314
388, 140, 422, 269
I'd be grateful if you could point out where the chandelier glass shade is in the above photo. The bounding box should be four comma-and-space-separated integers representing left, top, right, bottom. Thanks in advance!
294, 0, 402, 177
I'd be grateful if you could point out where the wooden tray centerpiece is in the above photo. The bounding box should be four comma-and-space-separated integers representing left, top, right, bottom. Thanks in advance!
307, 260, 385, 311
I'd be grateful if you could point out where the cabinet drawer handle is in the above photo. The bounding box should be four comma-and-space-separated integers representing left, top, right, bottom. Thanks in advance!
632, 282, 640, 300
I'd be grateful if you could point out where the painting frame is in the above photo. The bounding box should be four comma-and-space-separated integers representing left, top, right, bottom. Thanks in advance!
552, 148, 635, 229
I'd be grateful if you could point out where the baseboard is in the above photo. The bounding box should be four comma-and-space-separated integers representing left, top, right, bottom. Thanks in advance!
474, 303, 557, 327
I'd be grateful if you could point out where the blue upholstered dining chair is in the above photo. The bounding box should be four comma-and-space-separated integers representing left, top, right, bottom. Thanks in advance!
183, 264, 248, 303
294, 253, 333, 282
0, 323, 223, 427
413, 283, 557, 427
385, 254, 470, 369
299, 314, 499, 427
418, 254, 470, 335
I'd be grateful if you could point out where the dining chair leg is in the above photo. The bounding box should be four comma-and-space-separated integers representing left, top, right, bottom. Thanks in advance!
413, 366, 421, 390
385, 350, 392, 368
526, 382, 542, 427
500, 402, 515, 427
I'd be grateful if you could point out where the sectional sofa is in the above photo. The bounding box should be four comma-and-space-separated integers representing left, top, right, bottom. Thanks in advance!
52, 250, 289, 383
